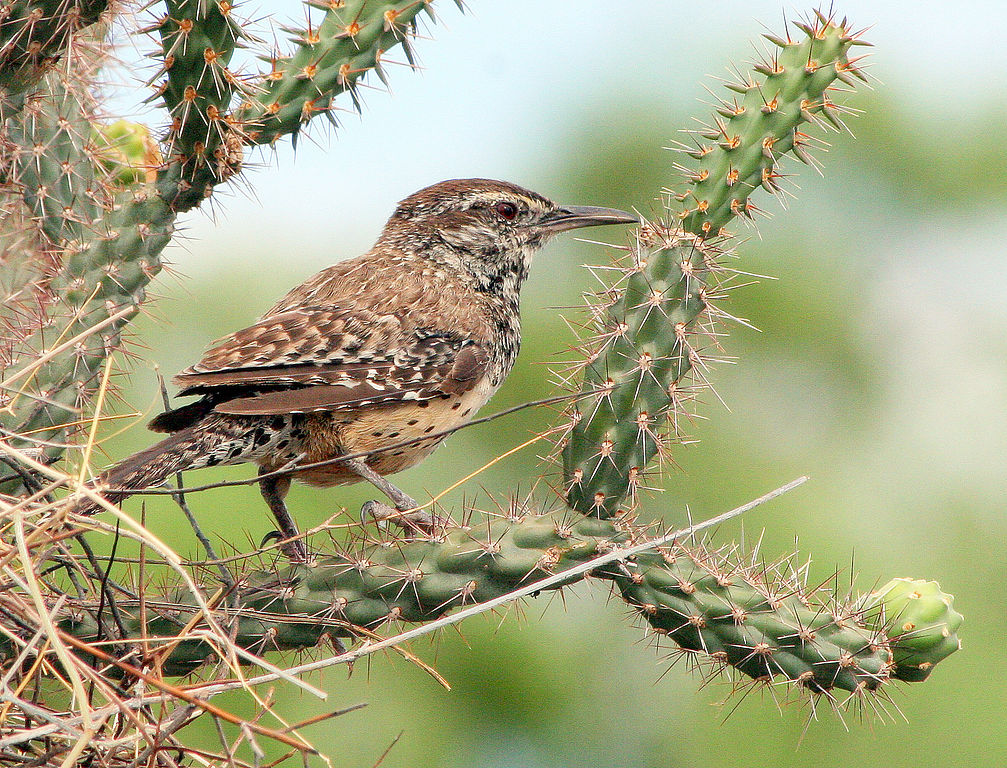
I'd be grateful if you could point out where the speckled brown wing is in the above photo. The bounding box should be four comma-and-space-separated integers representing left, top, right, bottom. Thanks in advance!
172, 305, 488, 416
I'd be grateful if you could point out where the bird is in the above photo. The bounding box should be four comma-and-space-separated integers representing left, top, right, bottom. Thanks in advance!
78, 178, 637, 560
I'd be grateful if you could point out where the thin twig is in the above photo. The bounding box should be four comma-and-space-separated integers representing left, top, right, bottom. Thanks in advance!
157, 369, 235, 592
0, 440, 238, 659
11, 514, 94, 729
53, 629, 317, 754
371, 730, 403, 768
92, 520, 127, 644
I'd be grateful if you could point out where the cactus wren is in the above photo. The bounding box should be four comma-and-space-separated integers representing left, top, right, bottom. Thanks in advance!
87, 179, 636, 559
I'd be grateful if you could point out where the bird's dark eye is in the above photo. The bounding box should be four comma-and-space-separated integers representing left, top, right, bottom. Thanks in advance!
494, 201, 518, 220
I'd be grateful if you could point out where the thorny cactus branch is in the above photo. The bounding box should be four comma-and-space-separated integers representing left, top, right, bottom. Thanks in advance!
563, 227, 714, 518
1, 497, 960, 693
675, 10, 870, 238
234, 0, 434, 147
6, 71, 104, 252
561, 13, 869, 518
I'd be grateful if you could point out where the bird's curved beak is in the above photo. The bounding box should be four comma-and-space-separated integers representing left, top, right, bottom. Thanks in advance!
536, 205, 638, 233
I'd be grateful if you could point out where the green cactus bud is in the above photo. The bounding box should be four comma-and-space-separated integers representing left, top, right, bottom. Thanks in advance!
92, 119, 160, 187
863, 578, 963, 682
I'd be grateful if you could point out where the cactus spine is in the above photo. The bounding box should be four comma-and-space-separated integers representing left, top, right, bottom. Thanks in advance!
562, 14, 869, 518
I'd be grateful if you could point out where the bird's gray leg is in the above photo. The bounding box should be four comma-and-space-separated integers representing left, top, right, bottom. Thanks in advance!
343, 457, 436, 532
257, 469, 308, 562
343, 456, 418, 510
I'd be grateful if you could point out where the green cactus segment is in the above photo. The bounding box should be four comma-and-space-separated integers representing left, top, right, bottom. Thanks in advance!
58, 513, 619, 676
2, 171, 177, 496
234, 0, 431, 145
862, 578, 963, 682
0, 0, 108, 115
676, 13, 868, 238
152, 0, 244, 208
3, 72, 104, 251
564, 226, 711, 518
7, 187, 173, 446
0, 69, 173, 484
2, 162, 174, 484
38, 511, 901, 696
609, 547, 891, 693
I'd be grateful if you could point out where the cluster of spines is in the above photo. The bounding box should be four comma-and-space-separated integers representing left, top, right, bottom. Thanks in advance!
0, 0, 109, 117
5, 70, 106, 258
34, 506, 958, 701
674, 11, 869, 238
558, 11, 869, 518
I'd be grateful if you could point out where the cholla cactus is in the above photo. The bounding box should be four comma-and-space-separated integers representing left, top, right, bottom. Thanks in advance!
2, 505, 942, 693
0, 5, 963, 767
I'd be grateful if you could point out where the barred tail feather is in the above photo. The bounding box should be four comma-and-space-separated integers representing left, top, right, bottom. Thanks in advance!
70, 426, 207, 516
71, 415, 296, 515
102, 428, 204, 497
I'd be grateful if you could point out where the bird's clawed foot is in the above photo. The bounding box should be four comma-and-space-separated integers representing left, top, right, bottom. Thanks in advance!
343, 457, 419, 510
345, 457, 442, 535
260, 528, 310, 563
258, 469, 310, 563
361, 500, 442, 536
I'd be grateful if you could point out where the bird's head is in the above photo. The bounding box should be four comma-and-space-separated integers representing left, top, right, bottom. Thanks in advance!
376, 178, 637, 297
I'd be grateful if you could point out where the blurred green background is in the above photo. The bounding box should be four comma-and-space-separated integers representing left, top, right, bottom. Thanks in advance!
97, 2, 1002, 765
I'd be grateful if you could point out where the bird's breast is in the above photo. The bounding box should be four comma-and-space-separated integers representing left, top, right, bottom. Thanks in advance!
289, 377, 500, 487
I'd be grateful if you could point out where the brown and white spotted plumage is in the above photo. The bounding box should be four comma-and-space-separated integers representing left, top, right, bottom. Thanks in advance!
86, 179, 636, 542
